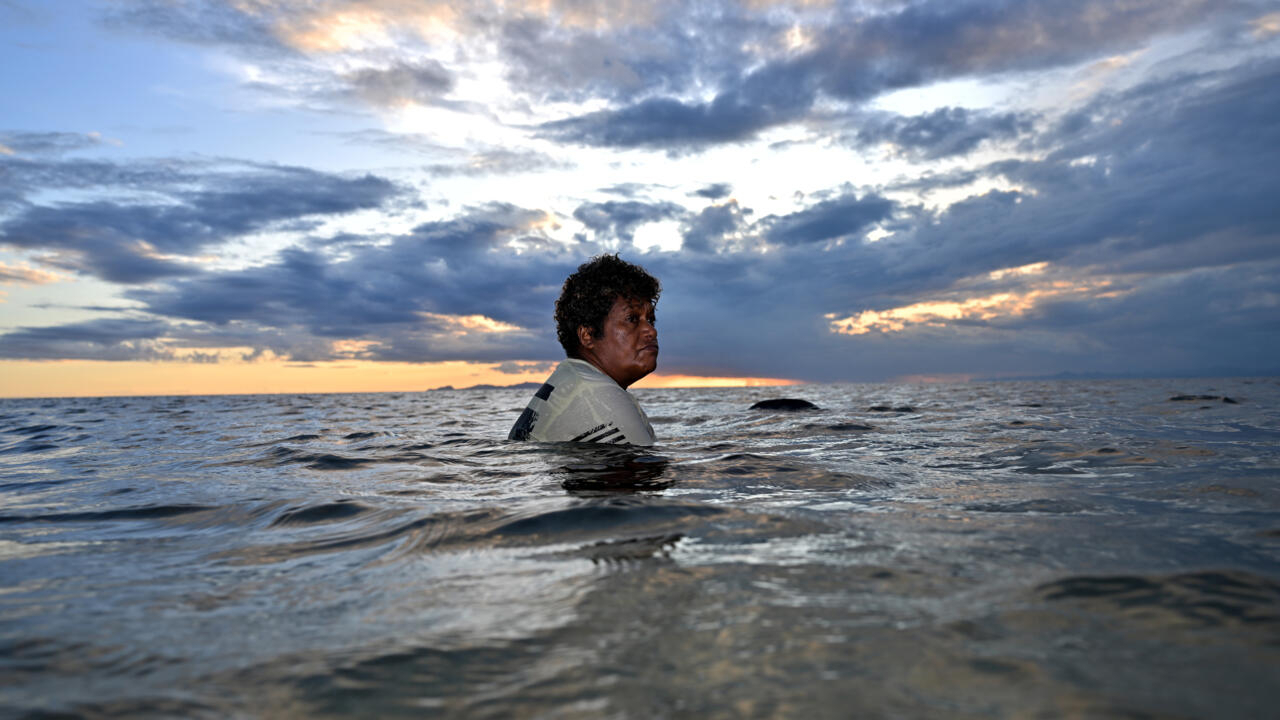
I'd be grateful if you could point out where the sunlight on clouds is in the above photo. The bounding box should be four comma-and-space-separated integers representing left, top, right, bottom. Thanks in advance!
1070, 50, 1144, 102
783, 24, 816, 53
262, 0, 675, 54
0, 143, 13, 156
390, 102, 526, 149
330, 339, 379, 357
988, 261, 1048, 281
827, 262, 1129, 336
0, 262, 66, 287
828, 295, 1030, 335
1253, 12, 1280, 39
872, 78, 1010, 116
286, 10, 389, 52
131, 241, 214, 268
419, 312, 524, 334
274, 3, 457, 52
631, 220, 683, 253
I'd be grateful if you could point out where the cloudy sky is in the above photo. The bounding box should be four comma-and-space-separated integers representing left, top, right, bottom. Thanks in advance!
2, 0, 1278, 396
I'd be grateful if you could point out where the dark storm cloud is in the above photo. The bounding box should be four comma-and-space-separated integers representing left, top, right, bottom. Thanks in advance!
496, 7, 765, 105
598, 183, 660, 198
680, 200, 749, 253
887, 168, 985, 192
15, 57, 1273, 374
0, 317, 175, 361
538, 58, 818, 150
763, 193, 896, 246
692, 183, 732, 200
0, 158, 404, 283
6, 2, 1277, 379
102, 203, 594, 363
815, 0, 1230, 96
900, 59, 1280, 290
0, 152, 202, 197
572, 199, 686, 244
345, 61, 455, 107
850, 108, 1036, 159
539, 0, 1235, 151
773, 60, 1279, 377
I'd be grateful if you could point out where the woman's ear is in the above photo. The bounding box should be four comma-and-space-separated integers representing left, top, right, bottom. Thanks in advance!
576, 325, 594, 350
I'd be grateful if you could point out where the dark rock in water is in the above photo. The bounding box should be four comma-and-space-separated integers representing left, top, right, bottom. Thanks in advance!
868, 405, 915, 413
1169, 394, 1228, 402
750, 398, 819, 411
1222, 396, 1238, 404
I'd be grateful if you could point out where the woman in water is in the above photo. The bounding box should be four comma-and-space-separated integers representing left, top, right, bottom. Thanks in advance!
508, 254, 660, 445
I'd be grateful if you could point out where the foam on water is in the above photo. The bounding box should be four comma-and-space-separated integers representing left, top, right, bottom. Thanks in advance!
2, 379, 1279, 717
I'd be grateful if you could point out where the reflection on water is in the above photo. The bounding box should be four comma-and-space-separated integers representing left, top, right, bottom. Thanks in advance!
556, 446, 672, 493
1, 378, 1279, 717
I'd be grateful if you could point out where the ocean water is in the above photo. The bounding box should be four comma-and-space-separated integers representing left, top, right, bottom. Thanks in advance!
2, 378, 1279, 718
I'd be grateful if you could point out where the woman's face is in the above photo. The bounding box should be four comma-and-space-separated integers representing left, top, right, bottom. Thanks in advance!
579, 296, 658, 388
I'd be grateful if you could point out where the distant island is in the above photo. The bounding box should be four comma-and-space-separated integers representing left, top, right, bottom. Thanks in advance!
430, 382, 542, 391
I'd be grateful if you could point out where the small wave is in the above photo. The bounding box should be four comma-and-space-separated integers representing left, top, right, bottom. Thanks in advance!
270, 500, 373, 527
691, 452, 894, 490
230, 447, 376, 470
1036, 570, 1280, 630
0, 504, 215, 524
303, 454, 373, 470
803, 422, 875, 432
219, 508, 504, 564
491, 500, 723, 540
964, 499, 1098, 514
0, 440, 60, 455
548, 532, 683, 563
11, 424, 61, 435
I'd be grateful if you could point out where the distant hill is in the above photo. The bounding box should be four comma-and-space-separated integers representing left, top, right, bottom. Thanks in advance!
430, 382, 542, 391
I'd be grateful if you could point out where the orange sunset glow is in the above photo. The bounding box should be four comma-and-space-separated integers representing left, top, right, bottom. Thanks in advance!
0, 359, 798, 399
826, 262, 1132, 336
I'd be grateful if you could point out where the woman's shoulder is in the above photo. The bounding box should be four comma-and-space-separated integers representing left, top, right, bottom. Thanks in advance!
558, 359, 620, 387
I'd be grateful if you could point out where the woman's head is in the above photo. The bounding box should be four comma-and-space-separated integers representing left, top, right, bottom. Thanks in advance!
555, 255, 661, 387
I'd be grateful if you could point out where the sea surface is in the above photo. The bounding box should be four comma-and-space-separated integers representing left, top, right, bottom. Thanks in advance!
2, 378, 1279, 718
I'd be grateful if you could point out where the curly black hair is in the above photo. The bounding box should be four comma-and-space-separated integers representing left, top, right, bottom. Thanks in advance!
555, 254, 661, 358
